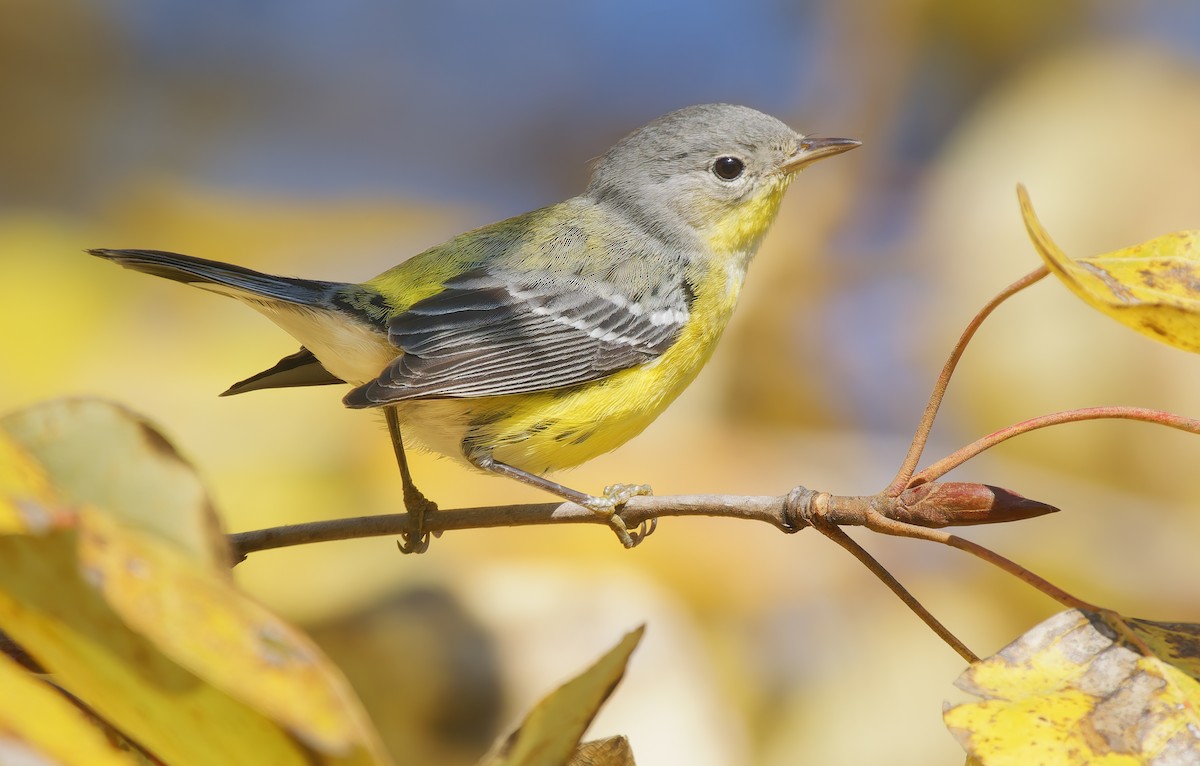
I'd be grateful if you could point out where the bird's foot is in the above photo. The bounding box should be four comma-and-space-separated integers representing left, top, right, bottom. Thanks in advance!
583, 483, 655, 548
397, 489, 440, 555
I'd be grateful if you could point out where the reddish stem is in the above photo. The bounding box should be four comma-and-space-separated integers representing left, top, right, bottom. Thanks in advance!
911, 406, 1200, 485
887, 267, 1049, 496
812, 521, 980, 663
859, 509, 1103, 614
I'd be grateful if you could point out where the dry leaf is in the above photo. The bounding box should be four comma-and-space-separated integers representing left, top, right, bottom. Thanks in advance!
1, 398, 230, 569
1019, 185, 1200, 353
946, 609, 1200, 765
0, 650, 137, 765
0, 528, 307, 764
480, 627, 644, 766
1125, 619, 1200, 685
0, 430, 74, 535
78, 505, 387, 760
0, 398, 390, 765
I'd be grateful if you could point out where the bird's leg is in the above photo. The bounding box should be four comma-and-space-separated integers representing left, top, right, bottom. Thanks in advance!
385, 407, 439, 553
468, 452, 655, 548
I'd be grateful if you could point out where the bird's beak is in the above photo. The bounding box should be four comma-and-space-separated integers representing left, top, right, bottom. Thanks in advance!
782, 136, 861, 173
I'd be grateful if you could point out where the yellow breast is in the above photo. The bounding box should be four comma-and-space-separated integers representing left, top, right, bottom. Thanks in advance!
395, 246, 750, 474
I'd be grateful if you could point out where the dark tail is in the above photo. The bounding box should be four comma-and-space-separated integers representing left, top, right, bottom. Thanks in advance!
220, 347, 345, 396
87, 248, 340, 306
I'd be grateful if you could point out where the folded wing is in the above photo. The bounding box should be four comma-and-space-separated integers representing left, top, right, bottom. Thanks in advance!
344, 266, 691, 405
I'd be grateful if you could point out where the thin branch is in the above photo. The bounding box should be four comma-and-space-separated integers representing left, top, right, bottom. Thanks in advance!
911, 406, 1200, 485
886, 267, 1049, 495
855, 509, 1103, 613
228, 479, 1059, 562
940, 534, 1103, 613
229, 493, 804, 561
811, 521, 980, 663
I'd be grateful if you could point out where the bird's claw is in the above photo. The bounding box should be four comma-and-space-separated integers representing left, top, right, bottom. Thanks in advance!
396, 490, 440, 555
396, 531, 431, 555
627, 516, 658, 546
585, 483, 655, 548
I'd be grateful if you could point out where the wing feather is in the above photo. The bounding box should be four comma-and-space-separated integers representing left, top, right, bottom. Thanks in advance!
344, 265, 691, 405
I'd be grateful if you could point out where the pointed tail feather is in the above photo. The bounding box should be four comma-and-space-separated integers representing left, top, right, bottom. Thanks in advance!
221, 347, 345, 396
87, 248, 340, 306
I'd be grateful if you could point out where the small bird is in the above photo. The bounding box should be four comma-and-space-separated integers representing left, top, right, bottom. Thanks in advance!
90, 103, 858, 550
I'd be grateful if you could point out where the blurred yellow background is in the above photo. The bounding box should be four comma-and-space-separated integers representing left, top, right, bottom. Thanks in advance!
4, 1, 1200, 763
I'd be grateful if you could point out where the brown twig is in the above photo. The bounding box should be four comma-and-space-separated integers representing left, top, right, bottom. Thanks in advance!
846, 505, 1103, 613
227, 480, 1059, 562
809, 520, 980, 663
229, 493, 809, 561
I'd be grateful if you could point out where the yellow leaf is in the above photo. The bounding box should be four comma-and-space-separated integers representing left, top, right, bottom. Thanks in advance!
945, 609, 1200, 765
0, 398, 390, 765
0, 529, 308, 765
1, 398, 230, 569
77, 505, 388, 762
1019, 185, 1200, 353
0, 650, 137, 765
0, 430, 74, 535
481, 627, 644, 766
1126, 619, 1200, 685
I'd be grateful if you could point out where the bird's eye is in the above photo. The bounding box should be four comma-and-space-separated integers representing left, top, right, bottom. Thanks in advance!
712, 156, 745, 181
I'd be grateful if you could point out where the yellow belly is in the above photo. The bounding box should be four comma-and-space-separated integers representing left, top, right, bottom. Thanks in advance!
394, 255, 747, 474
